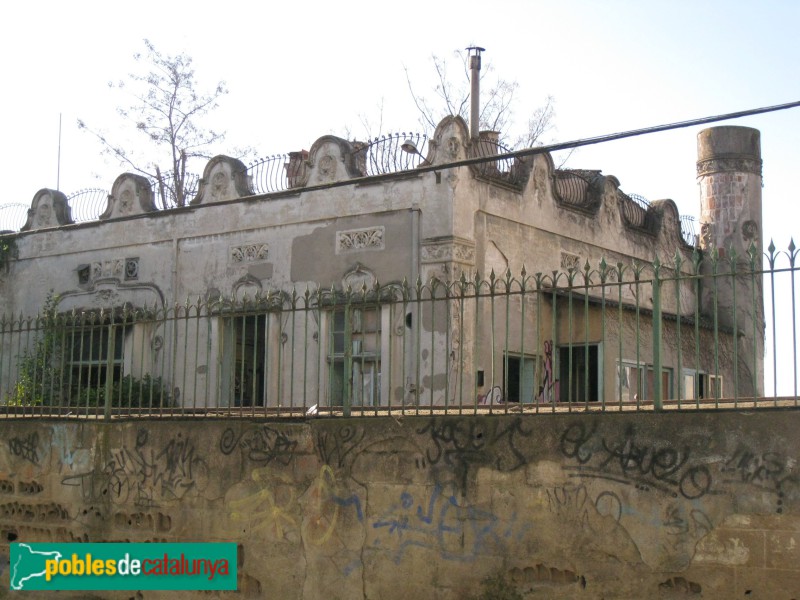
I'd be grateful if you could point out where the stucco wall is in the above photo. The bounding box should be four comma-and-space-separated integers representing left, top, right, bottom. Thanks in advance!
0, 411, 798, 599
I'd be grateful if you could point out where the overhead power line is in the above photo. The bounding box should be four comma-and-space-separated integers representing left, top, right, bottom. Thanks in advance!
273, 99, 800, 196
425, 99, 800, 171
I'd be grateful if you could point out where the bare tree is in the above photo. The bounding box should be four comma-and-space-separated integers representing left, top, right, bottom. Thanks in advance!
78, 40, 228, 207
342, 97, 386, 142
404, 49, 556, 150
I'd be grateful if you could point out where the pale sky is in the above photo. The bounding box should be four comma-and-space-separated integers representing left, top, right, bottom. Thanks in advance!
2, 1, 798, 236
2, 0, 799, 392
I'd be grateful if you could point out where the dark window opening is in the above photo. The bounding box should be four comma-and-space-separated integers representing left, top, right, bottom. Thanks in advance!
233, 315, 266, 407
558, 344, 599, 402
503, 354, 537, 403
68, 323, 126, 394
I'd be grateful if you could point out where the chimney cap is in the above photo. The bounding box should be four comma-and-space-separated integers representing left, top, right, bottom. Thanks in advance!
697, 126, 761, 163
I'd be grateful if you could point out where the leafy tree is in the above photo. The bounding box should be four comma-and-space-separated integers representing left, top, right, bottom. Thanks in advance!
78, 39, 229, 207
404, 49, 556, 150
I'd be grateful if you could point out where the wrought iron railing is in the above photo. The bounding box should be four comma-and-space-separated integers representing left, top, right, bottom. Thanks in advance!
244, 154, 292, 195
681, 215, 698, 247
67, 189, 110, 223
150, 171, 200, 209
619, 192, 651, 230
0, 204, 28, 233
359, 133, 429, 177
2, 243, 796, 419
469, 136, 528, 189
553, 170, 601, 211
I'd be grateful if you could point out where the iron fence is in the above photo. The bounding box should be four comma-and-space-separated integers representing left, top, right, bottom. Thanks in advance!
1, 243, 798, 419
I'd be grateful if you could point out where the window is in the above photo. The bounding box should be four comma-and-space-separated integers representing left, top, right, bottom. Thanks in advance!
329, 306, 381, 406
559, 344, 599, 402
683, 371, 723, 400
503, 353, 539, 402
221, 313, 281, 407
707, 374, 723, 398
618, 361, 673, 401
683, 372, 696, 400
67, 321, 126, 393
231, 315, 266, 406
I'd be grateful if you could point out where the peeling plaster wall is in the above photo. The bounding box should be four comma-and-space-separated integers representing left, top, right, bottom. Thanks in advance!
0, 411, 798, 599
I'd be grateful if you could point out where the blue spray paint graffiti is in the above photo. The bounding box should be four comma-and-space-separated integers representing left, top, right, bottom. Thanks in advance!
372, 483, 526, 562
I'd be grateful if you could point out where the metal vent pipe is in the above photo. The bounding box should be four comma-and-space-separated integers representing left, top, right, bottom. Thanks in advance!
467, 46, 485, 140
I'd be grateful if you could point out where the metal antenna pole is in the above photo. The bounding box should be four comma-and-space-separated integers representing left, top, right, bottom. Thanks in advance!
57, 113, 62, 190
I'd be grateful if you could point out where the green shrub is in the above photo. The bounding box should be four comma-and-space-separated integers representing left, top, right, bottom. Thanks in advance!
72, 374, 172, 408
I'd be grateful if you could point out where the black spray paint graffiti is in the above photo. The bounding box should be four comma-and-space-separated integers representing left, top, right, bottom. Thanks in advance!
720, 443, 800, 513
9, 432, 40, 465
220, 426, 298, 465
315, 426, 366, 471
559, 422, 712, 500
62, 429, 209, 508
547, 485, 623, 528
416, 418, 532, 493
662, 503, 713, 553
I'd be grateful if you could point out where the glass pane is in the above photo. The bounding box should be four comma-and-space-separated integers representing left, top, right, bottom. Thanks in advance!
330, 361, 345, 405
618, 364, 640, 401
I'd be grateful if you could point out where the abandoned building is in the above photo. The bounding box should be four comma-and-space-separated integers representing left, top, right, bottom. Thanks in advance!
0, 114, 765, 412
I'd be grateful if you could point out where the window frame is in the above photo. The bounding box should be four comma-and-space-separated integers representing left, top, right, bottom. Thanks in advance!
326, 304, 386, 407
617, 359, 673, 402
559, 343, 602, 403
502, 352, 540, 403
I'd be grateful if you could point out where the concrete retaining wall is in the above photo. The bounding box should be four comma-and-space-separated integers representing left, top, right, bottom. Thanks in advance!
0, 410, 798, 599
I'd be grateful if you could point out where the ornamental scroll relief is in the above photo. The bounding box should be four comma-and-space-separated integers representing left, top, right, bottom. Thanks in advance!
229, 244, 269, 263
335, 226, 385, 254
560, 251, 581, 271
420, 240, 476, 265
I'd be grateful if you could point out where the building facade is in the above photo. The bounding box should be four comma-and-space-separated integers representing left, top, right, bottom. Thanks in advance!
0, 120, 764, 410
